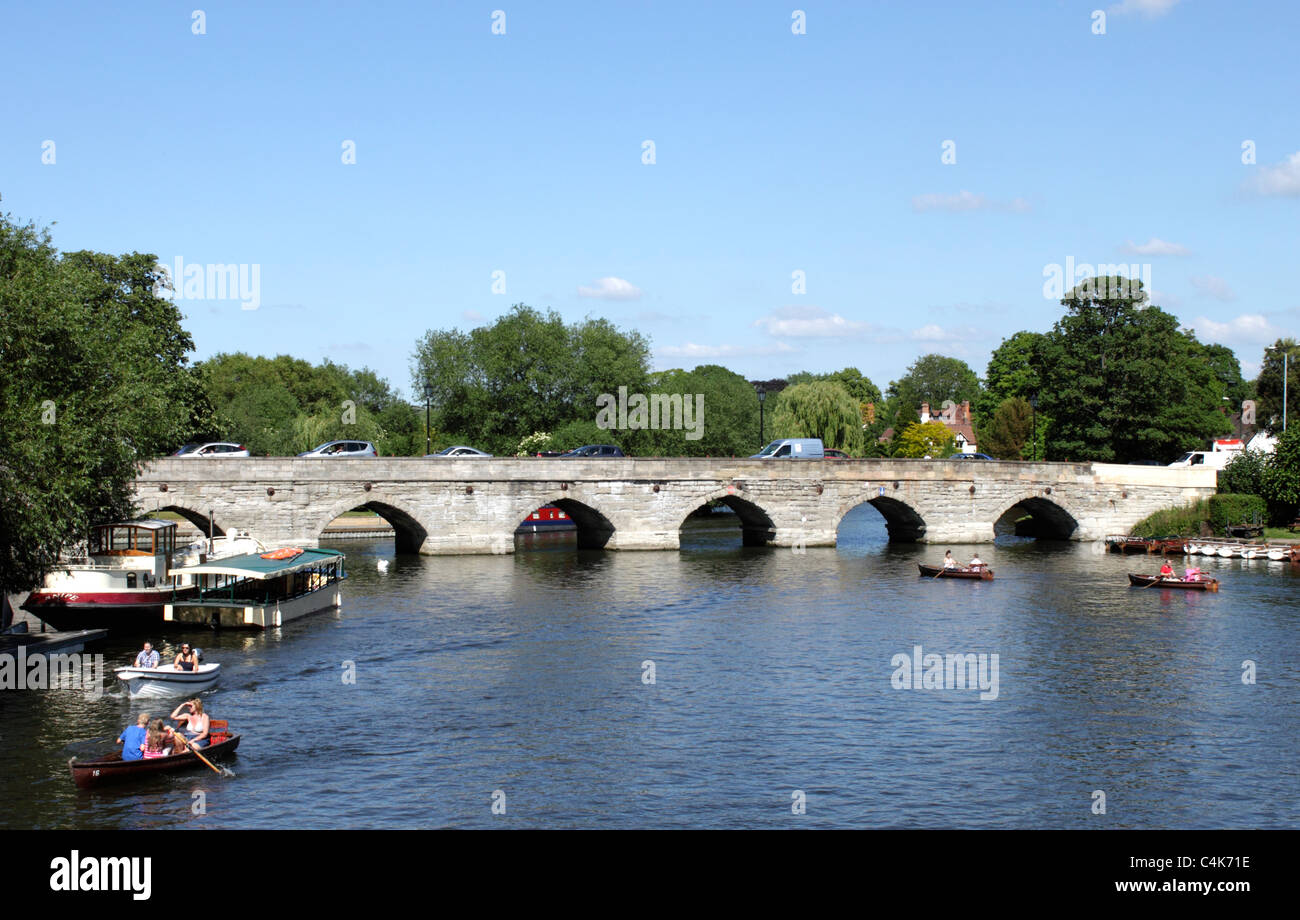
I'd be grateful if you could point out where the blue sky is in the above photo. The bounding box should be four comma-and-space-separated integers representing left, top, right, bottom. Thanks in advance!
4, 0, 1297, 395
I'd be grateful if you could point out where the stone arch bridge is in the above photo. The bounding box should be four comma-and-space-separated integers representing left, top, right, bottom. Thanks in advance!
132, 458, 1216, 554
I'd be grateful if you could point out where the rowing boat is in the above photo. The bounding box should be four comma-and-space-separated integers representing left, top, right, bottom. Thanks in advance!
113, 662, 220, 699
918, 564, 994, 581
1127, 574, 1219, 592
69, 731, 240, 789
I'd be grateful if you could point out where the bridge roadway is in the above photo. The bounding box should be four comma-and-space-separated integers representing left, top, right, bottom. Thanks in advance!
132, 457, 1216, 554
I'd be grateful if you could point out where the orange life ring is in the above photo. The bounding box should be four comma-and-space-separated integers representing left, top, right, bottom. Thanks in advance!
260, 547, 304, 560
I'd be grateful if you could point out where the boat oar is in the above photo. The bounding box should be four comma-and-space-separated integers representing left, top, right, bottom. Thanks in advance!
173, 733, 232, 777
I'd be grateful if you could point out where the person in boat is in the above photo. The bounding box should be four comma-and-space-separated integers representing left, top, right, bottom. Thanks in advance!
1159, 561, 1175, 579
171, 699, 211, 748
134, 642, 160, 669
116, 712, 150, 762
968, 553, 985, 570
142, 721, 171, 759
1184, 565, 1202, 582
942, 551, 958, 569
174, 643, 199, 671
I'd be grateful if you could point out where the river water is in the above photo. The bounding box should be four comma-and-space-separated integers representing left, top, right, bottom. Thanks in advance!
2, 509, 1296, 829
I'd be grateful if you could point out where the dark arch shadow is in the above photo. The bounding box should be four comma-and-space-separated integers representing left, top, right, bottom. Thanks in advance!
328, 501, 430, 554
516, 498, 616, 550
680, 496, 776, 547
156, 505, 225, 537
844, 497, 927, 542
996, 497, 1078, 540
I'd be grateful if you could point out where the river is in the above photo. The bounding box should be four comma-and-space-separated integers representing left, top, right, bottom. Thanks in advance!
1, 508, 1296, 828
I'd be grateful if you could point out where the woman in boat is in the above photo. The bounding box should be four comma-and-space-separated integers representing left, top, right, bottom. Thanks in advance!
942, 551, 958, 569
1159, 561, 1175, 579
171, 699, 211, 748
173, 643, 199, 671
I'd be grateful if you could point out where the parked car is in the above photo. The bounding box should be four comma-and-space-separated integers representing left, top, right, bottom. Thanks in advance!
425, 446, 493, 458
173, 442, 250, 458
751, 438, 824, 459
534, 450, 568, 457
559, 445, 626, 458
823, 448, 851, 460
949, 453, 993, 460
297, 440, 378, 458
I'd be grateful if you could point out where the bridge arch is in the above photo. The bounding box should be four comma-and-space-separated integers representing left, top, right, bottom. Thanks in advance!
995, 492, 1080, 540
138, 501, 226, 537
509, 494, 616, 549
311, 493, 431, 554
835, 495, 927, 542
679, 488, 777, 546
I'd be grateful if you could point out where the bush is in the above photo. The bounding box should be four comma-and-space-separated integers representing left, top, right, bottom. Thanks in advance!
1129, 499, 1211, 538
1207, 493, 1267, 534
1218, 449, 1268, 496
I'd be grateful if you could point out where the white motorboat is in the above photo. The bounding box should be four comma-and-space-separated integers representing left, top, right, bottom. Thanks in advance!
1216, 546, 1239, 558
114, 662, 221, 699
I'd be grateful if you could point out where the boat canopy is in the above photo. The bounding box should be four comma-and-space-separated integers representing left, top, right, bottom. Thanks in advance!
171, 548, 343, 580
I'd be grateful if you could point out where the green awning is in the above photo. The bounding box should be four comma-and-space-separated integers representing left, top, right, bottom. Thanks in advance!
172, 547, 344, 580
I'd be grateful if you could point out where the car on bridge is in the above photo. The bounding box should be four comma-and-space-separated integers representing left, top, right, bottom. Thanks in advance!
823, 448, 851, 459
949, 453, 993, 460
425, 446, 493, 458
173, 442, 250, 458
558, 445, 626, 458
298, 440, 378, 458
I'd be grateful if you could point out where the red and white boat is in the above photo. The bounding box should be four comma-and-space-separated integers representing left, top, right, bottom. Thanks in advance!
516, 505, 576, 533
21, 520, 264, 630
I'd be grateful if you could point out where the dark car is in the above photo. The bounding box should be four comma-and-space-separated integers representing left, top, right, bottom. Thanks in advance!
949, 453, 993, 460
823, 448, 851, 460
560, 445, 626, 458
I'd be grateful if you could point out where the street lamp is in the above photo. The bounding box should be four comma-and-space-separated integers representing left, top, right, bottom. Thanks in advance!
423, 382, 434, 455
1029, 395, 1039, 461
756, 384, 767, 448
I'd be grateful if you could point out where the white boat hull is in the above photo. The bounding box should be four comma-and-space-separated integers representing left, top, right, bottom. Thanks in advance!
114, 663, 221, 698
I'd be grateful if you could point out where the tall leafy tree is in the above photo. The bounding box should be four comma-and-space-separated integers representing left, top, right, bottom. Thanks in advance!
1036, 279, 1230, 462
769, 381, 865, 454
977, 331, 1046, 431
980, 397, 1035, 460
1254, 338, 1300, 433
884, 353, 982, 435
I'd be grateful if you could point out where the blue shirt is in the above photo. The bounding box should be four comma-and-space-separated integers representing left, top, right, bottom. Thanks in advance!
135, 649, 160, 668
119, 725, 147, 761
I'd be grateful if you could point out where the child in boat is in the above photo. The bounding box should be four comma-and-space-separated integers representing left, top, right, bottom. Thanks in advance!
142, 723, 169, 759
116, 712, 149, 761
1184, 565, 1202, 581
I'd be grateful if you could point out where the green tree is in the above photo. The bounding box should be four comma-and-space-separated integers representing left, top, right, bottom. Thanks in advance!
884, 353, 982, 439
977, 331, 1045, 431
1260, 427, 1300, 519
892, 421, 956, 458
0, 211, 204, 594
769, 381, 865, 455
980, 397, 1035, 460
1037, 278, 1230, 462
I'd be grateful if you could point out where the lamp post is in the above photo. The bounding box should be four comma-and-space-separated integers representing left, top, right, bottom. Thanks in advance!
423, 382, 434, 455
1285, 351, 1291, 433
1029, 395, 1038, 461
756, 385, 767, 448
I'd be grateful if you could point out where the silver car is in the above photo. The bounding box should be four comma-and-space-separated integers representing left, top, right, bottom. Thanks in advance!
173, 442, 250, 458
297, 440, 378, 458
425, 446, 493, 458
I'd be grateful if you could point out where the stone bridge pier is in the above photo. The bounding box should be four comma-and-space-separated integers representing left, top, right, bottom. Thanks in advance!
132, 457, 1217, 554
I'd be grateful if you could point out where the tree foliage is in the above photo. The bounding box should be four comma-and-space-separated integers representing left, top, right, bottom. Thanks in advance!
980, 397, 1035, 460
1036, 279, 1230, 462
769, 381, 865, 455
0, 211, 208, 593
1254, 338, 1299, 433
892, 421, 956, 458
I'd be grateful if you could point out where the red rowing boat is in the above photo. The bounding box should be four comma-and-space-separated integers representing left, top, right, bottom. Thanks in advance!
918, 564, 994, 581
1128, 574, 1219, 592
69, 730, 240, 789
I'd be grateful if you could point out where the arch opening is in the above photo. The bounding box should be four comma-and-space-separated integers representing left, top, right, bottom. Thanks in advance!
321, 501, 429, 554
153, 505, 225, 539
515, 499, 614, 550
679, 496, 776, 548
837, 497, 926, 544
995, 497, 1078, 541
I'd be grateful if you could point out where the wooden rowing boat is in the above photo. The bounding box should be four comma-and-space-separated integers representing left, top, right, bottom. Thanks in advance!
918, 564, 994, 581
69, 731, 240, 789
1127, 574, 1219, 592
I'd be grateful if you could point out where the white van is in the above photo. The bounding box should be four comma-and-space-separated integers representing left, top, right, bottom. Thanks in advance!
751, 438, 825, 459
1167, 451, 1233, 469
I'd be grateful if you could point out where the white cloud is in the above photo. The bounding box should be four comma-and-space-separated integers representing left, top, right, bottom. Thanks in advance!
1190, 275, 1236, 301
657, 342, 797, 359
911, 323, 985, 343
1190, 313, 1285, 346
1121, 237, 1189, 256
911, 191, 1031, 214
1108, 0, 1182, 17
753, 305, 877, 338
1247, 151, 1300, 197
461, 309, 484, 322
577, 276, 642, 300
